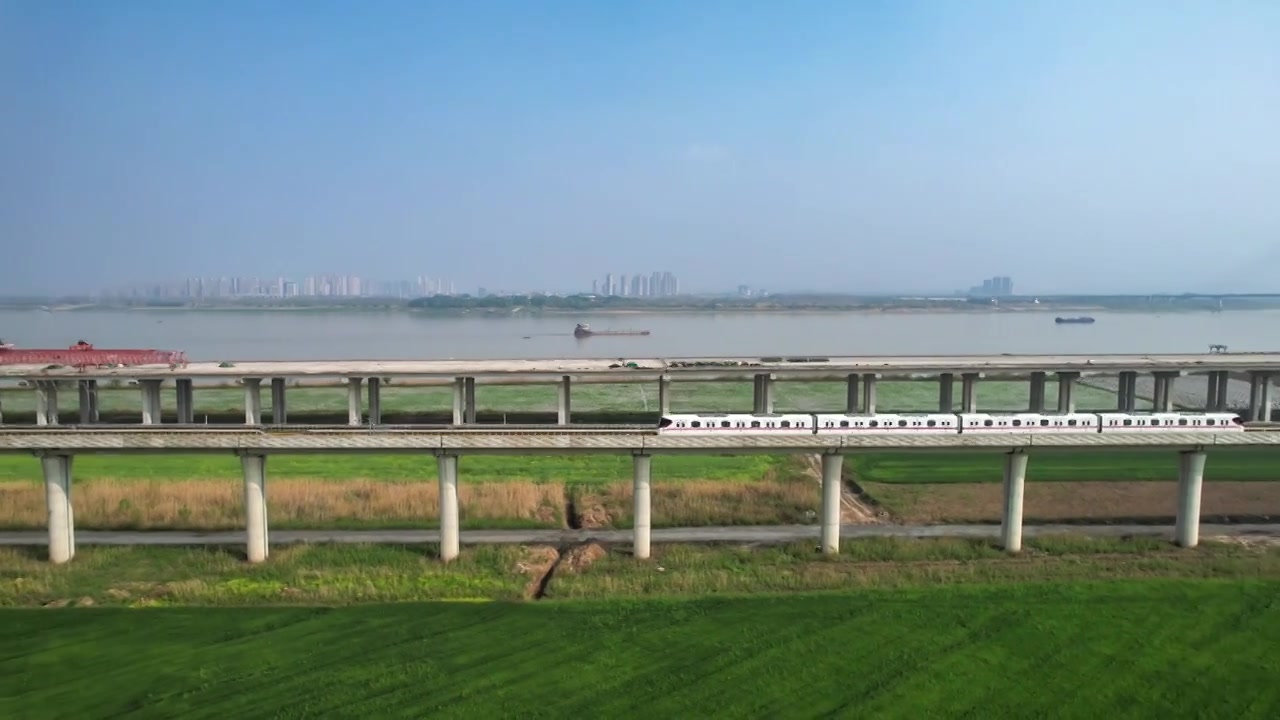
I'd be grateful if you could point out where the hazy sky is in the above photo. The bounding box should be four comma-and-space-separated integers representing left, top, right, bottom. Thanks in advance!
3, 0, 1278, 295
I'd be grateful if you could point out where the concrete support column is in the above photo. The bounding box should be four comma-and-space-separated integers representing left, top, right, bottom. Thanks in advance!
1152, 371, 1181, 413
139, 379, 163, 425
657, 376, 671, 415
41, 454, 74, 564
752, 373, 775, 414
453, 377, 477, 424
77, 380, 99, 424
1117, 371, 1137, 412
437, 454, 460, 562
241, 454, 268, 563
1205, 373, 1220, 411
1028, 371, 1046, 413
1213, 372, 1230, 411
846, 374, 861, 413
632, 454, 652, 559
367, 378, 382, 425
861, 373, 879, 415
557, 375, 572, 425
269, 378, 288, 425
35, 382, 59, 426
1056, 372, 1079, 414
1175, 451, 1207, 548
243, 378, 263, 425
175, 378, 194, 424
1261, 377, 1275, 423
347, 378, 363, 425
1000, 451, 1028, 552
938, 373, 954, 413
820, 453, 844, 555
961, 373, 981, 413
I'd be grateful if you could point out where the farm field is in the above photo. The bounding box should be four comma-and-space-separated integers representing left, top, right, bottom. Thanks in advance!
1, 449, 1279, 531
2, 578, 1278, 718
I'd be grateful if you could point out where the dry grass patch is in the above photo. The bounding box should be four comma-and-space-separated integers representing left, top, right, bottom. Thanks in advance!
863, 480, 1280, 524
0, 479, 566, 530
571, 479, 819, 528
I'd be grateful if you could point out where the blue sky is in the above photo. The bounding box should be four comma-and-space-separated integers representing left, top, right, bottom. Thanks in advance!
2, 0, 1278, 295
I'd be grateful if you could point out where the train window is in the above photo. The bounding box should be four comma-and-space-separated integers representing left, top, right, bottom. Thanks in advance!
1040, 419, 1050, 427
839, 421, 850, 428
1123, 419, 1132, 426
1151, 419, 1160, 426
927, 420, 936, 427
1206, 419, 1215, 426
658, 417, 673, 429
869, 420, 879, 428
691, 421, 701, 428
721, 421, 731, 428
780, 421, 791, 428
1067, 419, 1077, 426
899, 420, 908, 427
1179, 418, 1188, 426
983, 419, 993, 427
750, 421, 761, 428
1012, 419, 1021, 427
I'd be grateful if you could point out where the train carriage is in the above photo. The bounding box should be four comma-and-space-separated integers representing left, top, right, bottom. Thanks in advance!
959, 412, 1101, 433
657, 413, 815, 434
814, 413, 958, 434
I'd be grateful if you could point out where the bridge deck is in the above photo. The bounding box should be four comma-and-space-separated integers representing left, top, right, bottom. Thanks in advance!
2, 428, 1278, 453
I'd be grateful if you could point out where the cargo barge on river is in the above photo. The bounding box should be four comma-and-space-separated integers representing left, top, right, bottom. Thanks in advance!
573, 323, 651, 338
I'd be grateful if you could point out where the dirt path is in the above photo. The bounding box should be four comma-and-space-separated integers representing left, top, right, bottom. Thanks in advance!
799, 455, 885, 524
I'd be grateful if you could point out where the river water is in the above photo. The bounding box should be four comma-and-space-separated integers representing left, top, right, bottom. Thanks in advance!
2, 308, 1279, 362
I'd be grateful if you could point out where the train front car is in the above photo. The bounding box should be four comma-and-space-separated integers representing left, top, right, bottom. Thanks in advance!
1095, 412, 1244, 433
656, 413, 817, 435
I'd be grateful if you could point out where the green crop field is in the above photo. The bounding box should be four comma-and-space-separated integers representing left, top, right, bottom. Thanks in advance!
849, 449, 1280, 484
2, 580, 1277, 718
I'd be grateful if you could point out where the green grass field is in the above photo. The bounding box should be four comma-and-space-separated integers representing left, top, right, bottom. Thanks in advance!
0, 377, 1124, 418
2, 579, 1277, 718
1, 448, 1277, 486
849, 449, 1280, 484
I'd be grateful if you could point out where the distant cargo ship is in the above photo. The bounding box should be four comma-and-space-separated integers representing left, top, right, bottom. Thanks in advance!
1054, 316, 1096, 324
574, 323, 651, 338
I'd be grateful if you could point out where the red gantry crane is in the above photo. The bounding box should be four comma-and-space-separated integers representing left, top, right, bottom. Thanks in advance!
0, 340, 188, 370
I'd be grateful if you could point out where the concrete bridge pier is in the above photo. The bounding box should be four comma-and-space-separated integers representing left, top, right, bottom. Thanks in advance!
557, 375, 571, 425
240, 454, 268, 563
1152, 371, 1182, 413
140, 379, 163, 425
1251, 373, 1275, 422
1205, 371, 1230, 412
243, 378, 263, 425
1175, 451, 1207, 548
34, 381, 59, 426
1000, 451, 1028, 552
270, 378, 288, 424
78, 380, 99, 424
453, 377, 476, 424
657, 376, 671, 415
175, 379, 194, 424
820, 453, 844, 555
367, 378, 382, 425
1028, 371, 1046, 413
961, 373, 981, 413
633, 454, 652, 559
437, 454, 460, 562
347, 378, 363, 425
41, 453, 74, 564
861, 373, 879, 415
938, 373, 954, 413
1117, 371, 1138, 411
845, 374, 860, 413
752, 373, 775, 414
1056, 372, 1080, 413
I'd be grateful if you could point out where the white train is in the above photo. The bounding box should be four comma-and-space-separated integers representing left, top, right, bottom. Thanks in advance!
657, 412, 1244, 435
